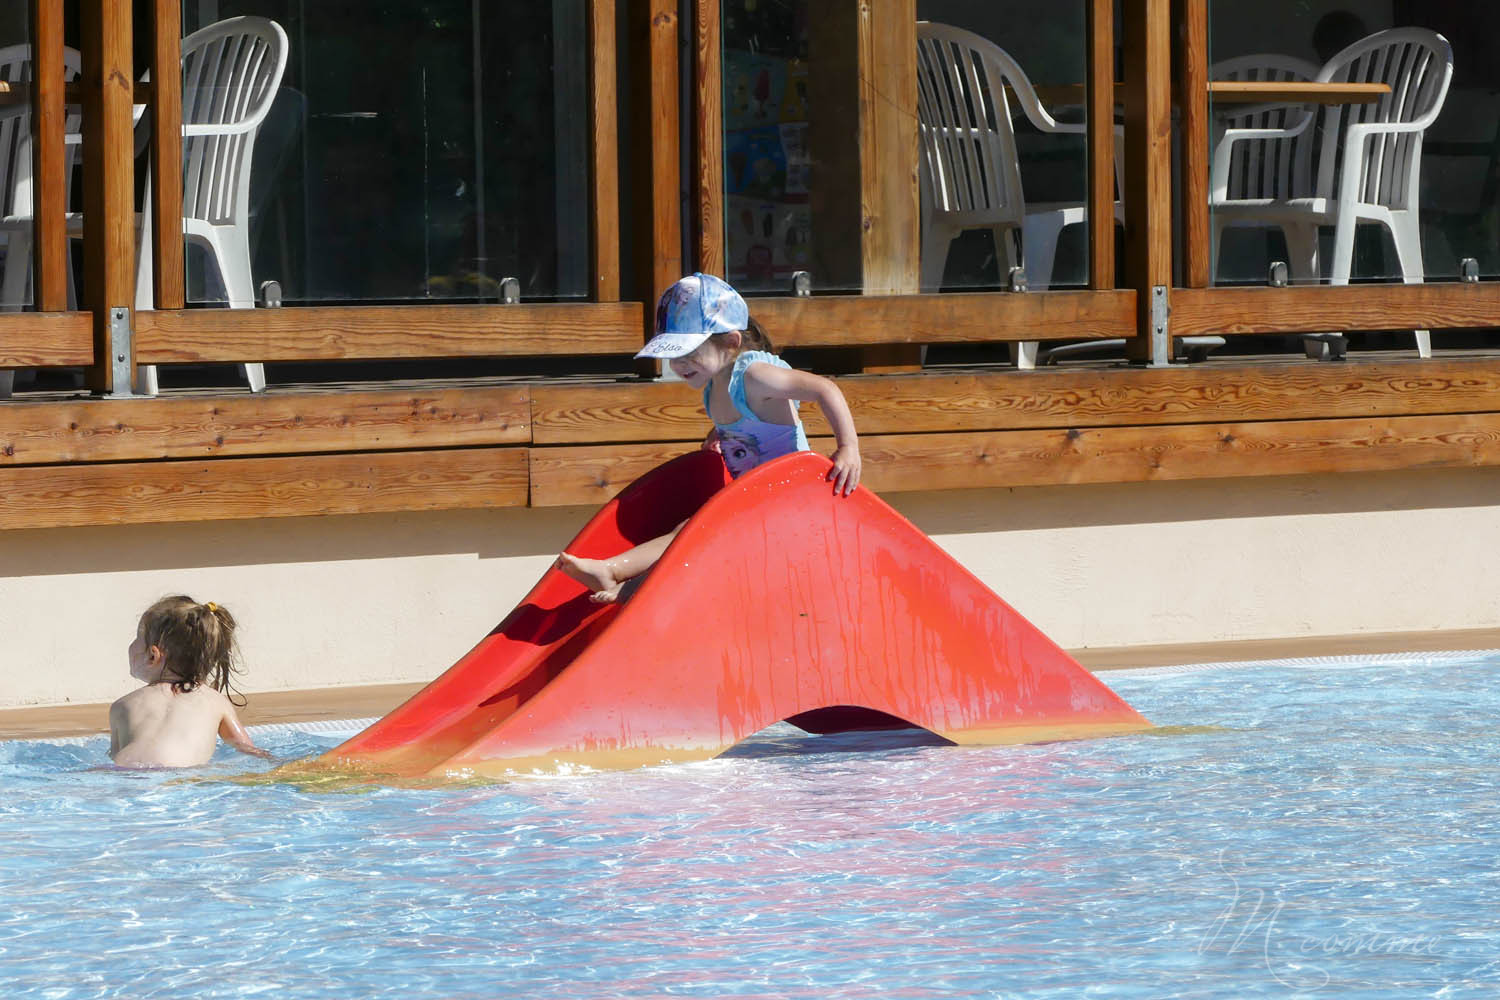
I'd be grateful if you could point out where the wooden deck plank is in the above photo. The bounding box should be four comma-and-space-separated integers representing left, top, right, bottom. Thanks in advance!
530, 410, 1500, 506
531, 359, 1500, 443
133, 303, 644, 362
1173, 284, 1500, 335
0, 386, 530, 465
0, 447, 528, 529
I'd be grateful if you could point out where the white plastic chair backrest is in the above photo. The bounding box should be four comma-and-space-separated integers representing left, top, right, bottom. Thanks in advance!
179, 16, 288, 228
1312, 27, 1452, 210
917, 22, 1050, 227
0, 45, 82, 221
1210, 53, 1318, 202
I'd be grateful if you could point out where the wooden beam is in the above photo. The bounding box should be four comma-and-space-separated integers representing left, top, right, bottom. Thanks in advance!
1171, 284, 1500, 336
0, 313, 93, 367
132, 302, 644, 362
589, 0, 621, 300
29, 0, 68, 312
632, 0, 681, 310
1178, 0, 1210, 288
860, 0, 919, 296
691, 0, 724, 277
532, 357, 1500, 443
0, 447, 529, 530
1121, 0, 1172, 360
79, 0, 136, 392
0, 386, 530, 465
750, 290, 1137, 346
530, 411, 1500, 505
149, 0, 185, 310
1087, 0, 1116, 290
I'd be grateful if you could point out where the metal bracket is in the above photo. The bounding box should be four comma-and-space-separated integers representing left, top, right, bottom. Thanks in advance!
105, 306, 139, 398
1008, 266, 1028, 293
499, 276, 521, 304
1268, 260, 1289, 287
1461, 258, 1480, 284
259, 279, 283, 308
790, 271, 812, 297
1149, 285, 1171, 367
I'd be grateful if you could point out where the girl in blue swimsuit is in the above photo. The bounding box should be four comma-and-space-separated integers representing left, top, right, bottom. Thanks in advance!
557, 273, 861, 603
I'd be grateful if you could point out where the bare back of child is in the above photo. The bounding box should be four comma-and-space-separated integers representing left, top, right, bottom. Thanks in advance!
109, 596, 269, 768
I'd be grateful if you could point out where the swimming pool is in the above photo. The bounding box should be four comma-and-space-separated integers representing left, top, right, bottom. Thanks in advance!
3, 652, 1497, 998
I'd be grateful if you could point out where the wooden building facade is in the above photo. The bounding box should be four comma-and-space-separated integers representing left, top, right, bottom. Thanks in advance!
2, 0, 1499, 707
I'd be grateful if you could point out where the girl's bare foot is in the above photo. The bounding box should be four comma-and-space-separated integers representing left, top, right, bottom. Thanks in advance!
556, 553, 621, 595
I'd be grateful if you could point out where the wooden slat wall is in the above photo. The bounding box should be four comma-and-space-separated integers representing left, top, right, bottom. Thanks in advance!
79, 0, 137, 392
1087, 0, 1115, 290
0, 448, 529, 530
1172, 285, 1500, 336
30, 0, 68, 312
1177, 0, 1210, 288
692, 0, 724, 277
531, 360, 1500, 443
0, 386, 529, 465
1122, 0, 1173, 360
148, 0, 185, 310
0, 314, 95, 367
589, 0, 621, 300
530, 413, 1500, 507
133, 302, 644, 361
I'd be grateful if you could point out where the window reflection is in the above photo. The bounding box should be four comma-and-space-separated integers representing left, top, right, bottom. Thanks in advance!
182, 0, 591, 305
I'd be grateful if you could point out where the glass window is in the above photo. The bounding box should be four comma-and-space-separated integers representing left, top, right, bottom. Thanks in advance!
179, 0, 592, 306
1208, 1, 1496, 285
915, 0, 1092, 291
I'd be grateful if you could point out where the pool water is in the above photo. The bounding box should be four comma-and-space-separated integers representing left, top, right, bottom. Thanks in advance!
3, 653, 1498, 999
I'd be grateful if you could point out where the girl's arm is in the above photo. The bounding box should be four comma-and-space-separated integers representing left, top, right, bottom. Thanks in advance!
219, 704, 272, 759
743, 364, 861, 495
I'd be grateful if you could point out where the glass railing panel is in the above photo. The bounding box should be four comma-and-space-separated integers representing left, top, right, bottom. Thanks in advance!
179, 0, 592, 306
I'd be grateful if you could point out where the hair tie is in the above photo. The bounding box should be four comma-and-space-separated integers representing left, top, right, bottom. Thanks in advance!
205, 602, 219, 613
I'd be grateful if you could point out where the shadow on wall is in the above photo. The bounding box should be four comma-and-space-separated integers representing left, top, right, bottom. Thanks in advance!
0, 507, 586, 578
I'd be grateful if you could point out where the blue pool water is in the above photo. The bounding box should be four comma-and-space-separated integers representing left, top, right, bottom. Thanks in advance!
3, 653, 1499, 999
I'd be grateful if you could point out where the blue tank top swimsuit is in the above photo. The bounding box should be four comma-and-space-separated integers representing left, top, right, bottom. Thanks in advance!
704, 350, 811, 478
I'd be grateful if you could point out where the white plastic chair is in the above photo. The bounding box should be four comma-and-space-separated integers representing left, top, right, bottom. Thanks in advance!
1210, 29, 1453, 358
133, 16, 288, 394
916, 21, 1122, 369
0, 44, 82, 312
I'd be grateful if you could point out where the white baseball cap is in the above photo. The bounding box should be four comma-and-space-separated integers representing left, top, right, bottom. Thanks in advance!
635, 273, 750, 359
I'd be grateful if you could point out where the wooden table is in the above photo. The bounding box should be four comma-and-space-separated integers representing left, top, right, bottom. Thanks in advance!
1208, 80, 1390, 105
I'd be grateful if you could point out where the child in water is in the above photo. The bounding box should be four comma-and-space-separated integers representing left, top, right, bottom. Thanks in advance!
109, 596, 270, 767
557, 272, 860, 603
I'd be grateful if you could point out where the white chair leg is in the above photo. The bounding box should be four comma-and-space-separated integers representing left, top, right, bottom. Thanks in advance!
241, 363, 267, 392
920, 227, 957, 293
1009, 341, 1039, 370
2, 231, 32, 309
1389, 215, 1431, 358
1282, 224, 1320, 284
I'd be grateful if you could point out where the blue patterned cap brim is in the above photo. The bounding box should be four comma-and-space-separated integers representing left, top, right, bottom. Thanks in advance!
644, 273, 749, 356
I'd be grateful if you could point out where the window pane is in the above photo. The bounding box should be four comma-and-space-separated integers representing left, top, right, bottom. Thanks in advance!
916, 0, 1092, 292
1208, 2, 1494, 285
180, 0, 591, 306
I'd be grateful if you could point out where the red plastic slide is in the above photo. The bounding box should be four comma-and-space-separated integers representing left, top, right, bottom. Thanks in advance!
310, 450, 1150, 779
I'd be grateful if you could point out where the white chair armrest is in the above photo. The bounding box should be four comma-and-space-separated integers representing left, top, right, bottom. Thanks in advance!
1209, 124, 1313, 202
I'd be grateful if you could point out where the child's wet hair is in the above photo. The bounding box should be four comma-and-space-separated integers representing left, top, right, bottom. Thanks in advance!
139, 595, 245, 704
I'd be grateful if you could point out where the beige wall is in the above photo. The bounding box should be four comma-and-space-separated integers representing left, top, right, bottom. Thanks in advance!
4, 466, 1499, 709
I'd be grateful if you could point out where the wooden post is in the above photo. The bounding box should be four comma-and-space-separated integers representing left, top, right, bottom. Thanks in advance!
589, 0, 621, 301
1086, 0, 1116, 290
29, 0, 68, 313
1178, 0, 1210, 288
149, 0, 185, 310
629, 0, 680, 331
691, 0, 724, 278
80, 0, 136, 392
1122, 0, 1173, 363
859, 0, 919, 297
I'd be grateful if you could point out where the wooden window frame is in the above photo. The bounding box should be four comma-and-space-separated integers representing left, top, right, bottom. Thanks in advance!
689, 0, 1132, 349
1173, 0, 1500, 337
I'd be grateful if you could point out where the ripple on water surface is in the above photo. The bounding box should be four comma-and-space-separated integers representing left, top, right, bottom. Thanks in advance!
2, 655, 1499, 998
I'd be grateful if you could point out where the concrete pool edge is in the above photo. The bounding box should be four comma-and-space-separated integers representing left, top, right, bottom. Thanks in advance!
7, 626, 1500, 742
